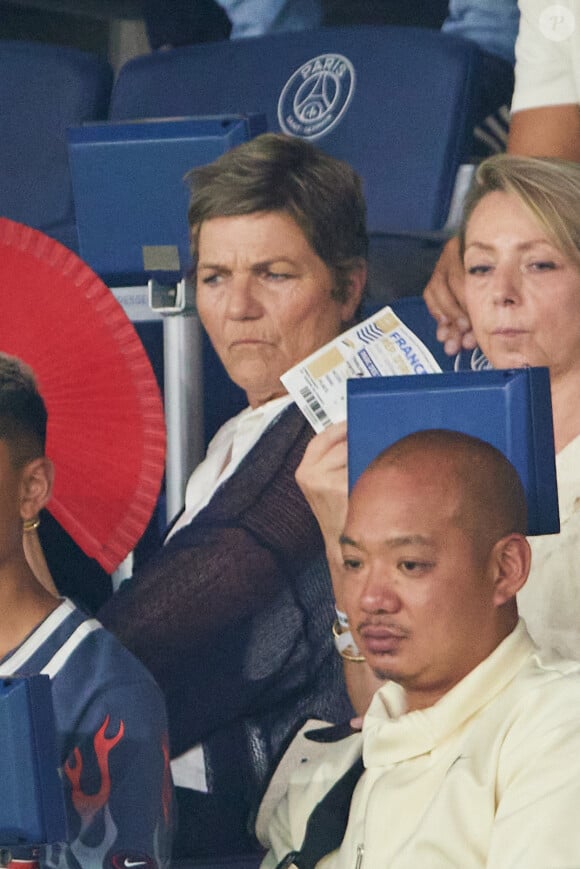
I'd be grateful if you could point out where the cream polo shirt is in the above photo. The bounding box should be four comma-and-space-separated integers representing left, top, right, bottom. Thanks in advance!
512, 0, 580, 112
263, 621, 580, 868
519, 433, 580, 658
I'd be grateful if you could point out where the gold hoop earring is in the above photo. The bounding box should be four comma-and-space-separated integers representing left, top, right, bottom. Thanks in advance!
23, 517, 41, 533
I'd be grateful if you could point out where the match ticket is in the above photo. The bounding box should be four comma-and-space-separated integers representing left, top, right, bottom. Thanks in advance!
281, 304, 442, 432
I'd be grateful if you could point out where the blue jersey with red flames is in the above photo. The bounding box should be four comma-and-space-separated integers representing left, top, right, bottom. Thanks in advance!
0, 599, 172, 869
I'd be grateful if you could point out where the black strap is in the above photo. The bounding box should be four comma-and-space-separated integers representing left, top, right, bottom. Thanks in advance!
275, 756, 365, 869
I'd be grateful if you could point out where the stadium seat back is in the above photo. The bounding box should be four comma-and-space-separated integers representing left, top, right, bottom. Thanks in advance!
0, 40, 113, 251
110, 25, 484, 234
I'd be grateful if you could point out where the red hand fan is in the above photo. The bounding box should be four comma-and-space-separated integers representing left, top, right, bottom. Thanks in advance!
0, 218, 166, 572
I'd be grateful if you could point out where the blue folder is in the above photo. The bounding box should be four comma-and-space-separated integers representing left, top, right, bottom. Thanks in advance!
347, 368, 559, 536
0, 676, 67, 848
67, 114, 266, 286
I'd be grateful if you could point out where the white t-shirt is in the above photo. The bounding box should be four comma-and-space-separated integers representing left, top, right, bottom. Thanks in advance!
166, 393, 293, 540
518, 433, 580, 658
511, 0, 580, 112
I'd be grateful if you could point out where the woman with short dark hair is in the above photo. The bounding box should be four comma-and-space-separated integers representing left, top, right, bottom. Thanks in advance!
99, 133, 368, 858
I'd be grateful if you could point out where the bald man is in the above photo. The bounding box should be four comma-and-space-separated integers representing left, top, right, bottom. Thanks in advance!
261, 430, 580, 868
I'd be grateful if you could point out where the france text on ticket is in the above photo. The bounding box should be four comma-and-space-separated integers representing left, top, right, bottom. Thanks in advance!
281, 305, 442, 432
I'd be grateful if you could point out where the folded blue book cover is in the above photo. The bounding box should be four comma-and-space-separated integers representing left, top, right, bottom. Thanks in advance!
0, 675, 67, 848
347, 367, 559, 537
68, 113, 266, 286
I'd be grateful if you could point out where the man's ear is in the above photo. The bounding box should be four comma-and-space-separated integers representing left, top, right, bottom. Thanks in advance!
340, 258, 368, 323
490, 533, 531, 607
19, 457, 54, 521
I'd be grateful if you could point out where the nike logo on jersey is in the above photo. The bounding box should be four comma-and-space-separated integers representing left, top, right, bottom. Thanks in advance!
110, 854, 154, 869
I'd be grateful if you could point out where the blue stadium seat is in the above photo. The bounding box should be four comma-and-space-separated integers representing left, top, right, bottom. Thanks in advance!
0, 40, 112, 252
109, 25, 497, 237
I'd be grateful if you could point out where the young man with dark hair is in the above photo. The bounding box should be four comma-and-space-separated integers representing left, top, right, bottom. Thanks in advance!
0, 353, 172, 869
